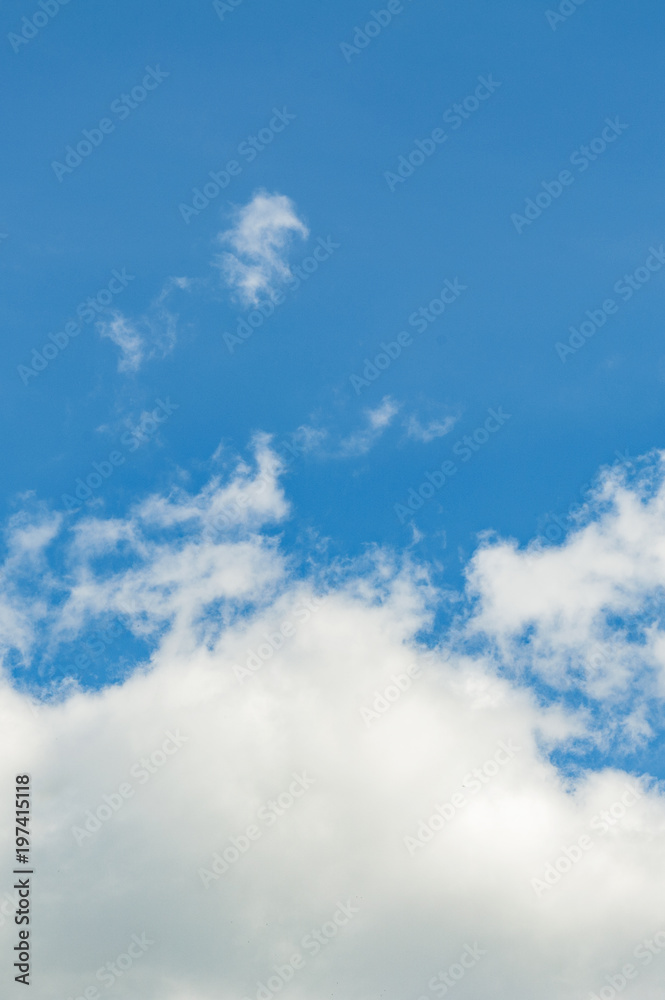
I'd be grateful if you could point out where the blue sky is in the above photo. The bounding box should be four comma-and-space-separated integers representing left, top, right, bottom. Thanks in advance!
0, 0, 662, 668
4, 4, 665, 996
2, 0, 664, 685
4, 0, 665, 577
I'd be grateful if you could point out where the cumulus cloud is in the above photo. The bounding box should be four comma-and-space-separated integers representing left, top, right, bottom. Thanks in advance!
215, 191, 309, 305
2, 447, 665, 998
466, 453, 665, 735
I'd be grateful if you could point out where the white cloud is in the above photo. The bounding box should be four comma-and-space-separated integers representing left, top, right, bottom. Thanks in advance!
2, 448, 665, 997
157, 276, 192, 298
465, 453, 665, 730
405, 413, 458, 443
98, 312, 144, 372
282, 399, 400, 462
0, 504, 60, 662
337, 396, 400, 457
97, 279, 182, 373
290, 424, 329, 455
215, 191, 309, 305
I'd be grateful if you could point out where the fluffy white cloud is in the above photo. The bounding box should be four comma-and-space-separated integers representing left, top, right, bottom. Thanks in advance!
2, 448, 665, 998
466, 453, 665, 737
215, 191, 309, 305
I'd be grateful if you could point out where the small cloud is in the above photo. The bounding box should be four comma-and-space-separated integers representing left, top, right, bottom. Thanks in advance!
98, 313, 144, 373
409, 522, 425, 546
368, 397, 400, 431
214, 191, 309, 305
97, 279, 183, 374
277, 400, 400, 464
291, 425, 329, 455
156, 276, 192, 301
338, 397, 400, 457
405, 414, 458, 443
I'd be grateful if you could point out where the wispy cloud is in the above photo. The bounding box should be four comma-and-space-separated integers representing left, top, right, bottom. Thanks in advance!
337, 396, 400, 457
215, 190, 309, 305
290, 424, 329, 455
283, 399, 401, 462
404, 413, 458, 442
98, 313, 144, 372
97, 278, 184, 373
